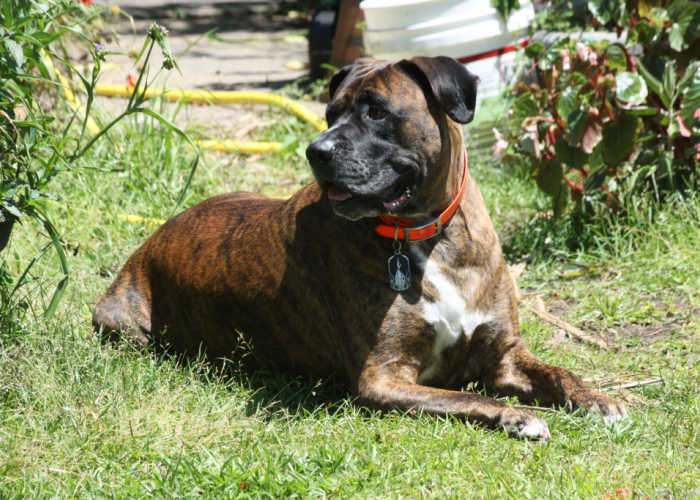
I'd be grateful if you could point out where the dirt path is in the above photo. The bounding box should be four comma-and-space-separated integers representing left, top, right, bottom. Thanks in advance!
96, 0, 325, 133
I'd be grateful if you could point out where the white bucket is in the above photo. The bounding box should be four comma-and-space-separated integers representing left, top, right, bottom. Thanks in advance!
359, 0, 535, 99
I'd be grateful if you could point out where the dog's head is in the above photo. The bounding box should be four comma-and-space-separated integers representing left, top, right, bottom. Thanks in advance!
306, 56, 479, 221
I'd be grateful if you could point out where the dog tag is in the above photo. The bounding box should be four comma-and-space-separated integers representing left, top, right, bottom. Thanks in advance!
388, 250, 411, 291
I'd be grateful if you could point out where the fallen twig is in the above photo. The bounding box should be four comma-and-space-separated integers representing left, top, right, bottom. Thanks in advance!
512, 404, 560, 414
597, 378, 663, 391
526, 296, 612, 350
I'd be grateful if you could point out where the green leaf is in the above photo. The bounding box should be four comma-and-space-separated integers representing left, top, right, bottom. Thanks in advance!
626, 164, 654, 194
521, 137, 536, 156
679, 63, 700, 135
565, 109, 587, 144
583, 163, 607, 193
616, 72, 648, 105
668, 22, 685, 51
655, 151, 676, 190
622, 106, 657, 116
663, 60, 677, 104
513, 93, 539, 118
552, 179, 569, 217
677, 61, 700, 93
605, 44, 627, 71
588, 0, 622, 24
492, 0, 521, 20
3, 204, 23, 219
602, 113, 640, 166
4, 39, 24, 70
635, 57, 666, 106
23, 206, 70, 318
556, 87, 579, 123
525, 41, 545, 59
535, 160, 564, 197
554, 137, 588, 168
667, 0, 700, 52
631, 19, 658, 45
510, 93, 539, 130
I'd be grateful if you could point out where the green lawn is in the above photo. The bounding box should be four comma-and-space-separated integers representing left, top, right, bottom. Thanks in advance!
0, 100, 698, 498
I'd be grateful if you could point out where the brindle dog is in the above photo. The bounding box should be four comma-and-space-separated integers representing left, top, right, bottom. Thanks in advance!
93, 56, 626, 439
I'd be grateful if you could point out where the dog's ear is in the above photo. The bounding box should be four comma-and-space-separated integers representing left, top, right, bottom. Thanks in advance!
399, 56, 479, 124
328, 65, 353, 100
328, 58, 378, 99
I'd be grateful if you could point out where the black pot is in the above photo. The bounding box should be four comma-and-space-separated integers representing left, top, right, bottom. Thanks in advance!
308, 9, 337, 81
0, 215, 15, 252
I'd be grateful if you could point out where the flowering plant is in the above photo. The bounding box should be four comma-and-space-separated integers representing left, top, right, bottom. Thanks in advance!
496, 0, 699, 216
0, 0, 191, 318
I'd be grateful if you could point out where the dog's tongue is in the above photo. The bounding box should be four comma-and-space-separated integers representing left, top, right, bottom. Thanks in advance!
327, 185, 353, 201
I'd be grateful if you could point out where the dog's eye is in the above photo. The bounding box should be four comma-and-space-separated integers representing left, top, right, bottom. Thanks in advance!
367, 106, 387, 120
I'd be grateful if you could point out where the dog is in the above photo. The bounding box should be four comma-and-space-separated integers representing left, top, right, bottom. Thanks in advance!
93, 56, 626, 439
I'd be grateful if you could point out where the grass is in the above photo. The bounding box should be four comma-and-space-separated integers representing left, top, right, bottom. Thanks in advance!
0, 93, 698, 499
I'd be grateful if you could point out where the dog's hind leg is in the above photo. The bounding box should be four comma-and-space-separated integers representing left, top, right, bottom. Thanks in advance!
92, 273, 153, 346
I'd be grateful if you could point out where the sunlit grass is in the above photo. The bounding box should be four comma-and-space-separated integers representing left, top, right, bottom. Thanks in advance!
0, 96, 698, 498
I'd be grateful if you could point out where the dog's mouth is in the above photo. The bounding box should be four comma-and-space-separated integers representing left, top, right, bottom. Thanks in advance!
379, 181, 413, 212
326, 177, 415, 214
327, 185, 354, 202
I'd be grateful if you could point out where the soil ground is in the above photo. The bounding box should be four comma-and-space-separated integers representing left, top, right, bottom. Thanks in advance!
94, 0, 325, 132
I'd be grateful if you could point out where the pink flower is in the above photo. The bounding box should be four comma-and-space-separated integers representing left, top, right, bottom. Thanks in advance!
677, 115, 691, 137
559, 49, 571, 71
492, 128, 508, 159
576, 42, 590, 61
575, 42, 598, 66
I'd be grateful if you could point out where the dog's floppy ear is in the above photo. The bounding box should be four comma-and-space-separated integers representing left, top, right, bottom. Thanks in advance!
399, 56, 479, 124
328, 58, 379, 99
328, 65, 353, 100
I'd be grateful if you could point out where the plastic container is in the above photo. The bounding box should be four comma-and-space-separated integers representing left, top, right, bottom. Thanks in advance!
359, 0, 535, 98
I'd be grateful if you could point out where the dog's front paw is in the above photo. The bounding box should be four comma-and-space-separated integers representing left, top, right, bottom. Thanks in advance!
582, 392, 628, 424
500, 409, 551, 441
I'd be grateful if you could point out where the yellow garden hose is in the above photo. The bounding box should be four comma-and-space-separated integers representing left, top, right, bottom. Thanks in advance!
43, 52, 327, 155
116, 213, 165, 226
195, 139, 283, 154
92, 85, 326, 154
42, 52, 312, 225
93, 84, 328, 132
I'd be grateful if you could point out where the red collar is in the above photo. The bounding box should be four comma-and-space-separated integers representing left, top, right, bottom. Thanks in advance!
375, 151, 468, 242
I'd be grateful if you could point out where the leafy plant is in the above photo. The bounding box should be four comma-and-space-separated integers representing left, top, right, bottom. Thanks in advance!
496, 0, 699, 216
493, 0, 521, 21
0, 0, 197, 318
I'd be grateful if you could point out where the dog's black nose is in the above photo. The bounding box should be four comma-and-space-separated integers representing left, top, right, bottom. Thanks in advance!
306, 137, 334, 168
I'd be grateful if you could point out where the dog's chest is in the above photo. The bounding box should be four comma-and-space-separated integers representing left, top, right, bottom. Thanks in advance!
410, 247, 492, 384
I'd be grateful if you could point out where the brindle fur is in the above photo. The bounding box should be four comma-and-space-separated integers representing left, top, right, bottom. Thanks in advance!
94, 57, 625, 439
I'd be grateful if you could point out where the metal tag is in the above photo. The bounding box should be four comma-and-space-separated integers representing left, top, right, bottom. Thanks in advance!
388, 252, 411, 291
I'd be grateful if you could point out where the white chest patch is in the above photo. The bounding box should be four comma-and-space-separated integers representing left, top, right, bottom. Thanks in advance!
411, 248, 493, 384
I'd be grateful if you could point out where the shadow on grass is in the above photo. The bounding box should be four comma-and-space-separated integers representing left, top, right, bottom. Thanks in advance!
239, 369, 353, 419
137, 341, 355, 419
501, 212, 597, 263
